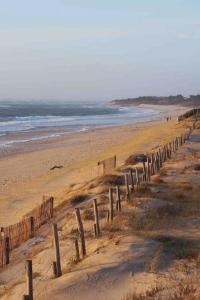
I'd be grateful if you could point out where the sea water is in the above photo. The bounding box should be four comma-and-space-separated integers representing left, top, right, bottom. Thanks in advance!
0, 101, 159, 147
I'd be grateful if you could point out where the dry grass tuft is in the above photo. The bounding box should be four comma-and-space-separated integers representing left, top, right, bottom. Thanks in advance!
82, 208, 94, 221
129, 204, 180, 231
152, 235, 200, 260
133, 185, 154, 198
98, 194, 109, 205
70, 193, 88, 205
122, 286, 163, 300
122, 284, 198, 300
97, 174, 124, 186
125, 153, 147, 165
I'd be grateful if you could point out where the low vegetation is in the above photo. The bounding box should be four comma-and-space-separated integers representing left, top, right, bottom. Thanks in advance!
69, 193, 88, 205
111, 94, 200, 107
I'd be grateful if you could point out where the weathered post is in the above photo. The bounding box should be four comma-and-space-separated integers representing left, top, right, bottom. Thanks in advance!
25, 260, 33, 300
129, 169, 134, 191
151, 153, 155, 175
125, 174, 130, 201
172, 139, 175, 152
29, 217, 35, 239
166, 144, 170, 159
169, 142, 172, 157
175, 137, 178, 150
4, 237, 9, 266
142, 162, 147, 182
177, 136, 180, 148
74, 239, 80, 262
135, 167, 139, 188
52, 223, 62, 277
154, 155, 157, 174
163, 145, 166, 162
158, 149, 162, 168
75, 208, 86, 257
2, 233, 9, 268
93, 224, 97, 237
50, 196, 54, 218
174, 138, 176, 151
106, 210, 110, 222
116, 185, 121, 211
162, 146, 165, 162
157, 152, 161, 171
164, 145, 167, 161
52, 261, 58, 278
109, 188, 114, 221
147, 157, 151, 182
180, 135, 182, 146
93, 199, 100, 236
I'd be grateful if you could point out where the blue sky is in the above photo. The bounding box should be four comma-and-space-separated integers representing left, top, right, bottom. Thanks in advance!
0, 0, 200, 101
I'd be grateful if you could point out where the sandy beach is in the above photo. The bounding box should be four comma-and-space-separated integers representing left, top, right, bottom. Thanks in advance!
0, 104, 188, 226
1, 105, 200, 300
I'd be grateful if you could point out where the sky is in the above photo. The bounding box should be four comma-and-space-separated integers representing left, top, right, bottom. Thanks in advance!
0, 0, 200, 101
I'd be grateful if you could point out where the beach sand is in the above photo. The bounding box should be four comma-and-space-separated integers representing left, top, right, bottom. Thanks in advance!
0, 105, 188, 226
1, 105, 199, 300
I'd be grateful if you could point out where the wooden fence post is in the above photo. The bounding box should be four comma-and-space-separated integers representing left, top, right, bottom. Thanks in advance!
155, 152, 160, 173
129, 169, 134, 191
135, 168, 139, 188
164, 147, 167, 162
75, 208, 86, 257
52, 223, 62, 277
116, 185, 121, 211
25, 260, 33, 300
2, 234, 9, 268
106, 210, 110, 222
158, 149, 162, 168
165, 145, 168, 159
151, 153, 155, 175
74, 239, 80, 262
5, 237, 9, 266
169, 142, 172, 157
50, 197, 54, 218
93, 199, 100, 236
52, 261, 57, 278
162, 146, 165, 163
29, 217, 35, 239
172, 139, 175, 152
174, 138, 176, 151
176, 137, 178, 150
109, 188, 114, 221
165, 145, 167, 160
125, 174, 130, 201
147, 157, 151, 182
162, 146, 165, 162
142, 162, 147, 182
93, 224, 97, 237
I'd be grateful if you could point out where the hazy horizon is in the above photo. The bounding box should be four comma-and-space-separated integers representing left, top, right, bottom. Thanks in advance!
0, 0, 200, 101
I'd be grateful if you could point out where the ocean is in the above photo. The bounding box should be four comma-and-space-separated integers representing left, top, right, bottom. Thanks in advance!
0, 101, 159, 147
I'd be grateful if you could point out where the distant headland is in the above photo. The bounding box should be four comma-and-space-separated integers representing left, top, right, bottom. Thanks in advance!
111, 94, 200, 107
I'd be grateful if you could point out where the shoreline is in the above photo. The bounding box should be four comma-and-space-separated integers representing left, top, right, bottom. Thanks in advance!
0, 104, 187, 159
0, 104, 188, 226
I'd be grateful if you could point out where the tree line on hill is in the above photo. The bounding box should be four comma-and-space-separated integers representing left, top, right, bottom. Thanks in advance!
111, 94, 200, 107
